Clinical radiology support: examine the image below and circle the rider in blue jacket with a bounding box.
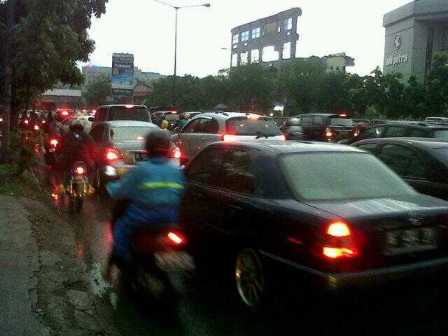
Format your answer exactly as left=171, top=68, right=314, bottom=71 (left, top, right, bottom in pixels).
left=104, top=130, right=185, bottom=277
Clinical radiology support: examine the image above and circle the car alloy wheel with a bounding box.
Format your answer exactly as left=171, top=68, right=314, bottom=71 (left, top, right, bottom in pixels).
left=235, top=248, right=265, bottom=309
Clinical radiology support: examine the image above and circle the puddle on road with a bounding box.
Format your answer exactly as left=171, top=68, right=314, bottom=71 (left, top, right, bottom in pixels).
left=89, top=262, right=119, bottom=310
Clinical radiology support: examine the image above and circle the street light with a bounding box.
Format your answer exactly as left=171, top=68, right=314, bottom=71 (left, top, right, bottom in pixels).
left=153, top=0, right=210, bottom=107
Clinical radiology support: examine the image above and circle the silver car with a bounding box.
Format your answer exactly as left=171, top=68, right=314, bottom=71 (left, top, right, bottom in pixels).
left=172, top=112, right=285, bottom=164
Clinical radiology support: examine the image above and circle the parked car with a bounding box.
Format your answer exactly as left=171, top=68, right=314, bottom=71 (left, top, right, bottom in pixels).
left=89, top=120, right=170, bottom=190
left=280, top=117, right=304, bottom=140
left=425, top=117, right=448, bottom=125
left=299, top=113, right=353, bottom=142
left=181, top=140, right=448, bottom=309
left=172, top=112, right=285, bottom=165
left=352, top=138, right=448, bottom=201
left=92, top=105, right=152, bottom=126
left=340, top=122, right=448, bottom=145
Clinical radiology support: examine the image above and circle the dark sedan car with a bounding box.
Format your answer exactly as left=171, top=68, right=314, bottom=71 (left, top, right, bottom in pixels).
left=280, top=117, right=304, bottom=140
left=341, top=122, right=448, bottom=145
left=353, top=138, right=448, bottom=201
left=181, top=140, right=448, bottom=309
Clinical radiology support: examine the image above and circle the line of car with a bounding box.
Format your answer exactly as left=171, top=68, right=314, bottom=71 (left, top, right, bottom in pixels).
left=83, top=105, right=448, bottom=311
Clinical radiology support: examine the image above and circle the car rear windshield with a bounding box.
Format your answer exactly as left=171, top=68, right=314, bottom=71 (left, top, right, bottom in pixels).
left=226, top=117, right=281, bottom=136
left=109, top=106, right=150, bottom=122
left=329, top=117, right=353, bottom=127
left=111, top=126, right=153, bottom=142
left=433, top=130, right=448, bottom=141
left=281, top=152, right=415, bottom=201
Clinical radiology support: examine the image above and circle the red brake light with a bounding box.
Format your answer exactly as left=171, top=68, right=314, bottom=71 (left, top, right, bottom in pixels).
left=34, top=125, right=40, bottom=131
left=125, top=105, right=134, bottom=109
left=322, top=221, right=358, bottom=260
left=279, top=134, right=286, bottom=141
left=50, top=139, right=59, bottom=147
left=173, top=147, right=181, bottom=159
left=223, top=134, right=237, bottom=142
left=167, top=231, right=185, bottom=245
left=327, top=222, right=351, bottom=237
left=106, top=149, right=121, bottom=162
left=75, top=166, right=85, bottom=175
left=24, top=119, right=29, bottom=125
left=61, top=111, right=69, bottom=116
left=339, top=113, right=348, bottom=117
left=325, top=127, right=333, bottom=138
left=323, top=247, right=356, bottom=259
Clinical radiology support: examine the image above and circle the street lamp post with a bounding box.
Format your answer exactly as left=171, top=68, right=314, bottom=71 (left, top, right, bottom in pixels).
left=153, top=0, right=210, bottom=107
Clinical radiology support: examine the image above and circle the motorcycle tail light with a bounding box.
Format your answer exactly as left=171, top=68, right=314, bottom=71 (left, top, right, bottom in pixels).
left=75, top=166, right=85, bottom=175
left=105, top=148, right=122, bottom=162
left=166, top=231, right=186, bottom=246
left=50, top=139, right=59, bottom=147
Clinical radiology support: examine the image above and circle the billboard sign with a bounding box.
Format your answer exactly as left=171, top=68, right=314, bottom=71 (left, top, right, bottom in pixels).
left=112, top=53, right=135, bottom=90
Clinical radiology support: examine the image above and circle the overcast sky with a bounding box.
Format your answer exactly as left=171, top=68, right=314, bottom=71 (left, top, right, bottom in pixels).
left=86, top=0, right=411, bottom=77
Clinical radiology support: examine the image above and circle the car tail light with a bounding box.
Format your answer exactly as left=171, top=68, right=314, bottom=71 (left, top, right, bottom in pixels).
left=223, top=134, right=237, bottom=142
left=325, top=127, right=333, bottom=138
left=75, top=166, right=85, bottom=175
left=327, top=222, right=351, bottom=237
left=34, top=124, right=40, bottom=131
left=24, top=119, right=29, bottom=125
left=61, top=111, right=69, bottom=116
left=173, top=147, right=181, bottom=159
left=322, top=221, right=358, bottom=260
left=105, top=148, right=122, bottom=162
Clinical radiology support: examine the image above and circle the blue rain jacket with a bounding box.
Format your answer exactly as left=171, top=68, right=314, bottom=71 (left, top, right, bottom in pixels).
left=107, top=157, right=185, bottom=262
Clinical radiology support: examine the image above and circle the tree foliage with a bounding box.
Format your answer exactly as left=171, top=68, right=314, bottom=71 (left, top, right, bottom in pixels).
left=0, top=0, right=108, bottom=111
left=82, top=75, right=111, bottom=107
left=147, top=57, right=448, bottom=119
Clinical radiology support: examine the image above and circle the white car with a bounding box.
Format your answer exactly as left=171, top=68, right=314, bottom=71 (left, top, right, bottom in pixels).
left=173, top=112, right=285, bottom=164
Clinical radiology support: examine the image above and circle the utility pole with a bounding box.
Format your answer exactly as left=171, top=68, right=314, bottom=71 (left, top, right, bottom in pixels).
left=173, top=6, right=179, bottom=107
left=1, top=0, right=15, bottom=162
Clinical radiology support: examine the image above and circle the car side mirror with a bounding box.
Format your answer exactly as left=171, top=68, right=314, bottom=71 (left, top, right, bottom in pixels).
left=88, top=117, right=94, bottom=122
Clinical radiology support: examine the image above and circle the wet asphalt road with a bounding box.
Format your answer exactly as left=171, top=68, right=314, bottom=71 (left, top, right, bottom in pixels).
left=46, top=192, right=448, bottom=336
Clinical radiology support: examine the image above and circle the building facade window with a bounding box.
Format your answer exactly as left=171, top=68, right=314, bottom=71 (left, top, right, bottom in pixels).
left=232, top=34, right=239, bottom=44
left=251, top=49, right=260, bottom=63
left=282, top=42, right=291, bottom=59
left=241, top=31, right=250, bottom=42
left=262, top=46, right=279, bottom=62
left=232, top=54, right=238, bottom=67
left=252, top=27, right=261, bottom=39
left=285, top=17, right=293, bottom=31
left=240, top=51, right=249, bottom=65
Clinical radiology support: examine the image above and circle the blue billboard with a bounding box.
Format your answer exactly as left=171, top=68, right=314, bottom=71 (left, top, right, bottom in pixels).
left=112, top=53, right=135, bottom=90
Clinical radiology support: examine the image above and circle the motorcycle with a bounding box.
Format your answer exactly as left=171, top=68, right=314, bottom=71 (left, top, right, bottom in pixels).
left=110, top=202, right=194, bottom=306
left=44, top=135, right=62, bottom=167
left=65, top=161, right=89, bottom=213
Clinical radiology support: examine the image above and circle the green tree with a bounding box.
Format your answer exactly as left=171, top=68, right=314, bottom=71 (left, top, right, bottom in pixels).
left=82, top=75, right=111, bottom=107
left=227, top=64, right=275, bottom=112
left=0, top=0, right=108, bottom=117
left=425, top=52, right=448, bottom=116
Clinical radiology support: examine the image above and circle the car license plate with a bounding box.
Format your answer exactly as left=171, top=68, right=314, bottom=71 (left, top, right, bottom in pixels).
left=384, top=227, right=437, bottom=255
left=134, top=152, right=146, bottom=162
left=155, top=251, right=195, bottom=271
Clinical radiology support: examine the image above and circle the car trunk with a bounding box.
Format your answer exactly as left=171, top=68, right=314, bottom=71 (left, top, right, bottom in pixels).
left=308, top=195, right=448, bottom=270
left=115, top=141, right=146, bottom=165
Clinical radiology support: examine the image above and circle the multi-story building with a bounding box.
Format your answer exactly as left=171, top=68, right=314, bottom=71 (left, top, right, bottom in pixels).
left=383, top=0, right=448, bottom=82
left=230, top=8, right=302, bottom=67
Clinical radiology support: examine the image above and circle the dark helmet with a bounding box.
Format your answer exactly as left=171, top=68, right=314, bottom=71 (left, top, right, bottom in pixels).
left=145, top=129, right=171, bottom=157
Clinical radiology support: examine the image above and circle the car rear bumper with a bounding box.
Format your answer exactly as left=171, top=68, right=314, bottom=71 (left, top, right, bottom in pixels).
left=261, top=251, right=448, bottom=290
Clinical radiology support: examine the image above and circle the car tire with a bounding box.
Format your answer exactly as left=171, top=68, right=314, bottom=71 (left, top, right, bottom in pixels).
left=235, top=248, right=268, bottom=311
